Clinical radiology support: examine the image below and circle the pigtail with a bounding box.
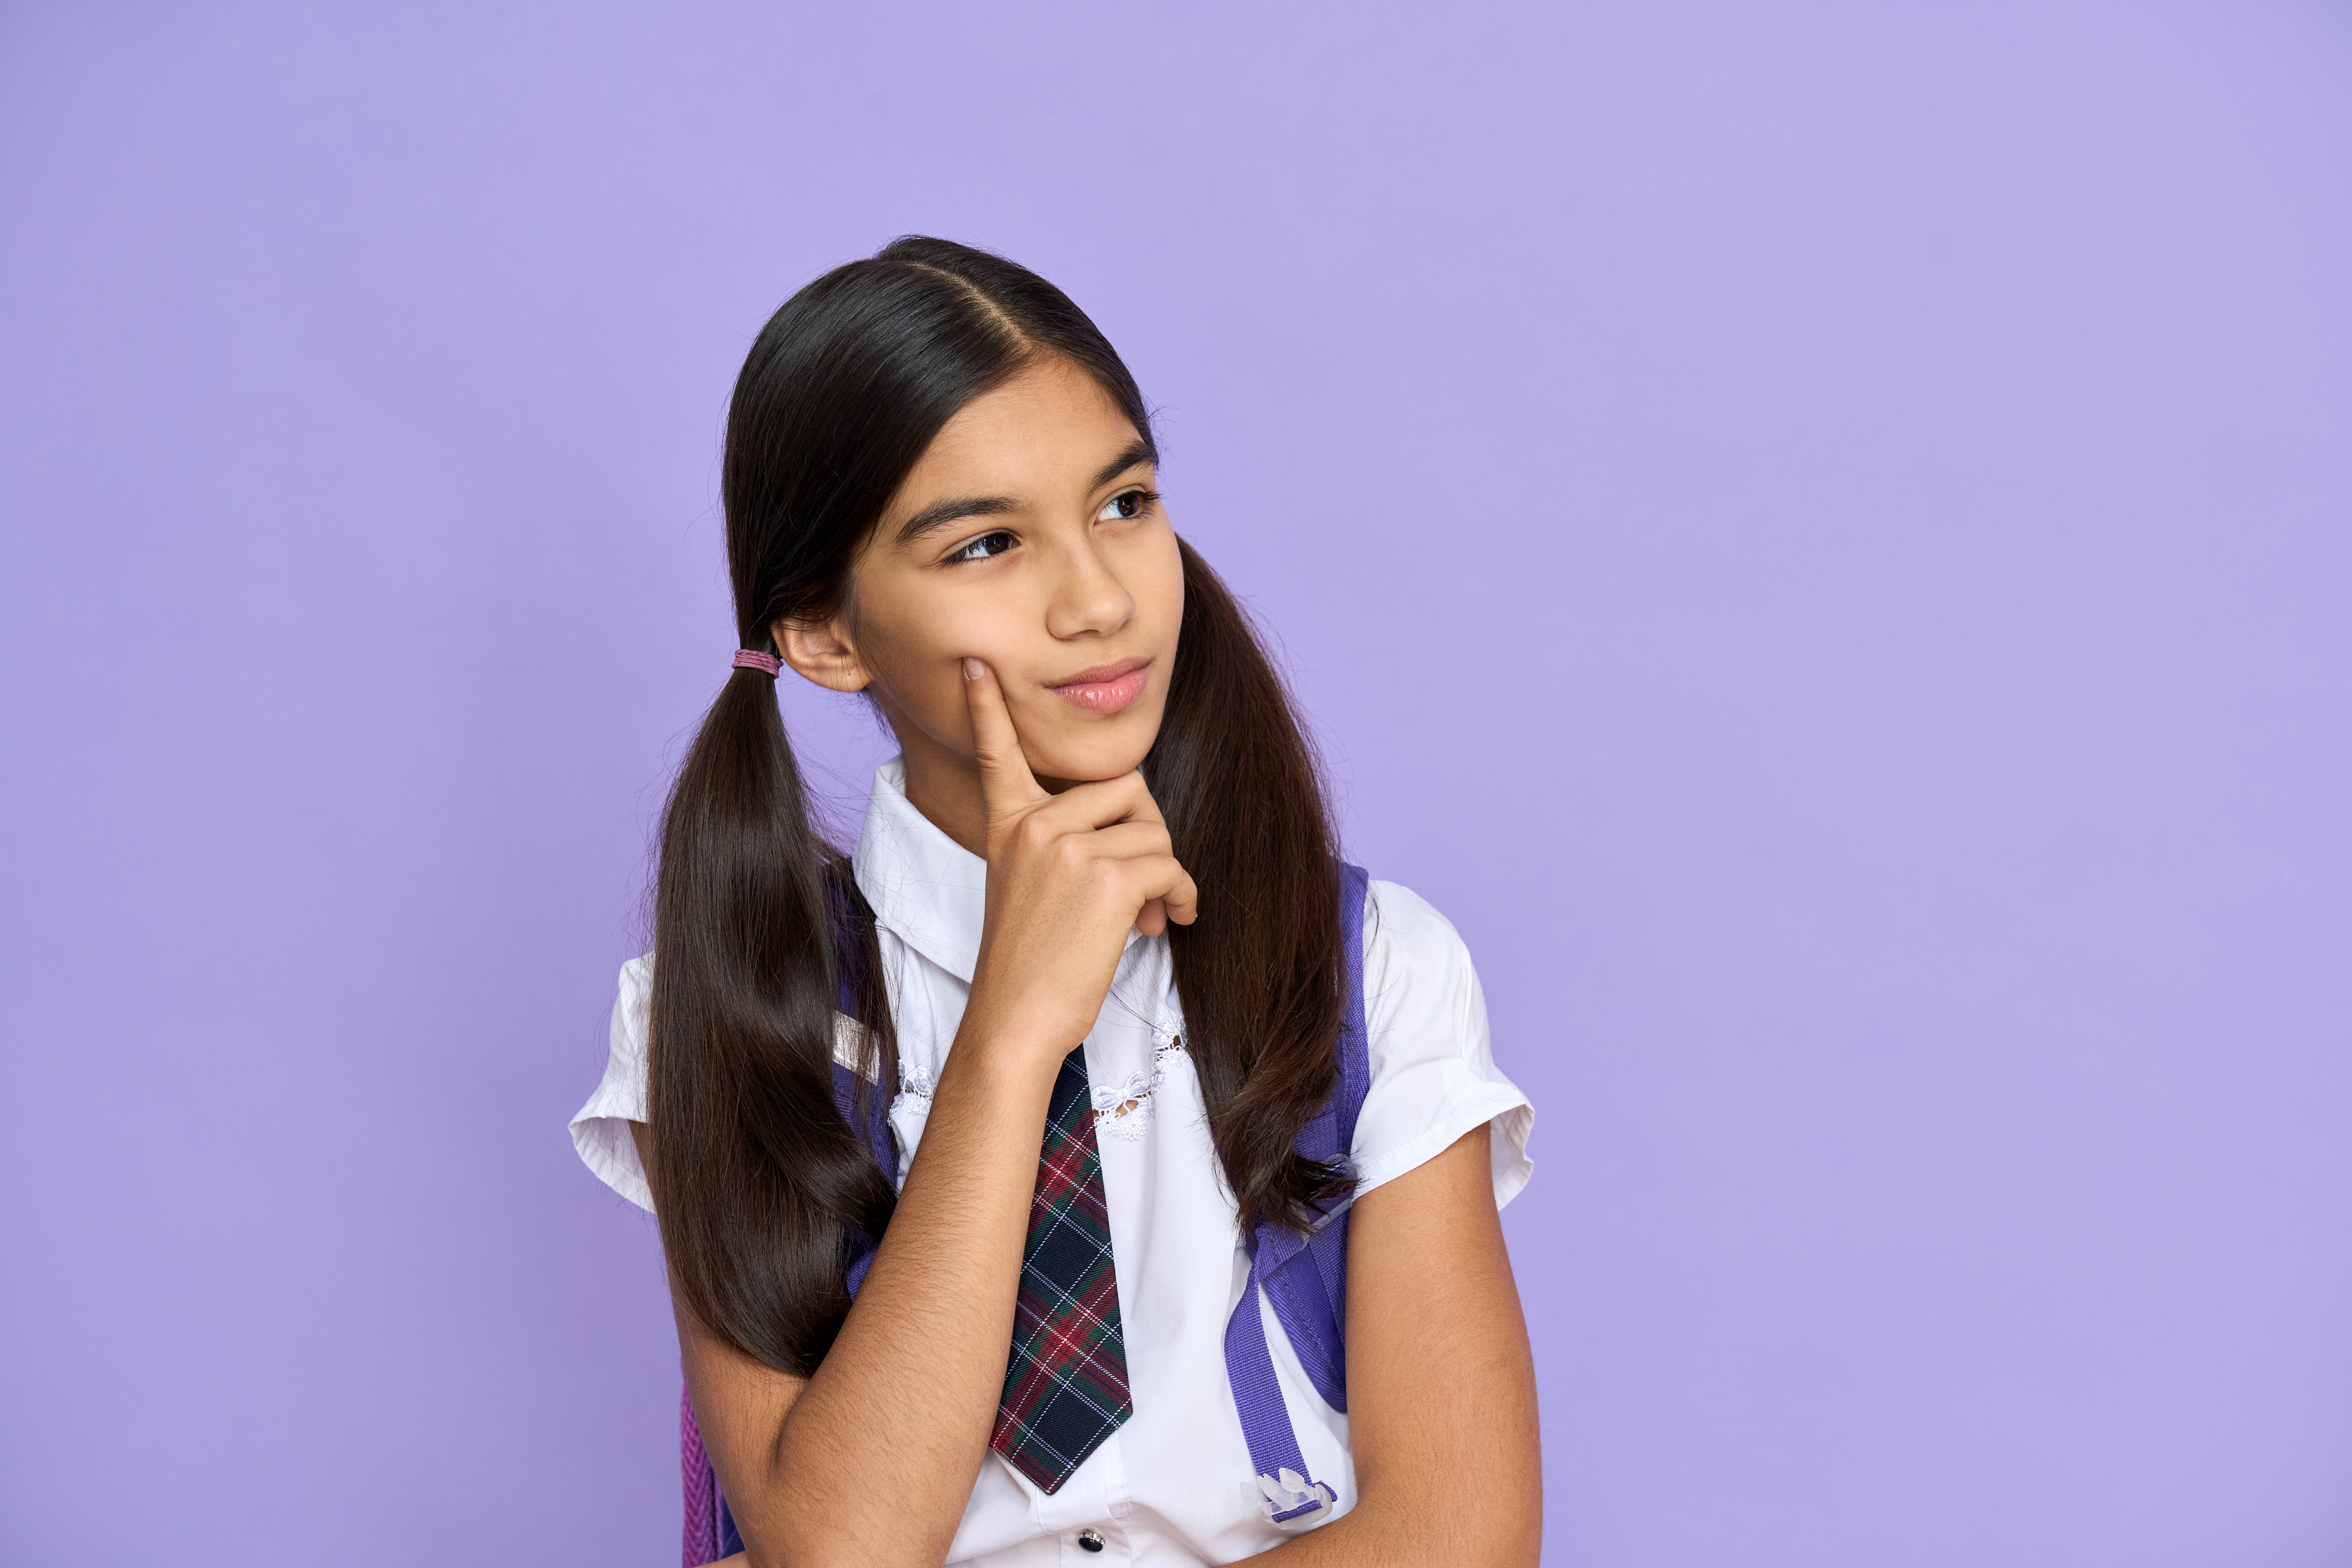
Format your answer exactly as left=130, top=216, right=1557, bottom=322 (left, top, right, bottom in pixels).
left=647, top=661, right=897, bottom=1376
left=1149, top=541, right=1353, bottom=1234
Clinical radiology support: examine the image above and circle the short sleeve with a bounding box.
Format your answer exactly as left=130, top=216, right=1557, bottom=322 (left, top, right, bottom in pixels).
left=1348, top=881, right=1534, bottom=1209
left=565, top=956, right=880, bottom=1215
left=569, top=955, right=655, bottom=1213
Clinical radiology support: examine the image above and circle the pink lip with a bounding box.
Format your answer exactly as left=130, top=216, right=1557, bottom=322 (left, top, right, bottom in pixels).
left=1047, top=658, right=1151, bottom=714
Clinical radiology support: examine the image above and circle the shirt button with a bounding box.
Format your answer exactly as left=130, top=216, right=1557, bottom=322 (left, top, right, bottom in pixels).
left=1078, top=1528, right=1106, bottom=1552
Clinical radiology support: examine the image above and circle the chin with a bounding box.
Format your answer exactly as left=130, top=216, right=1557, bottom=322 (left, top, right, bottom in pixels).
left=1031, top=726, right=1160, bottom=786
left=1037, top=752, right=1155, bottom=786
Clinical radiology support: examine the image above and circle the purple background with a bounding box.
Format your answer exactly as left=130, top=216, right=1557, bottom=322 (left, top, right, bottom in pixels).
left=3, top=3, right=2347, bottom=1563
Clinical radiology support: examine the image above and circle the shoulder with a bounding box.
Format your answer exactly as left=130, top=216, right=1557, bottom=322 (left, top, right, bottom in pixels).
left=1359, top=877, right=1481, bottom=1031
left=1362, top=877, right=1471, bottom=968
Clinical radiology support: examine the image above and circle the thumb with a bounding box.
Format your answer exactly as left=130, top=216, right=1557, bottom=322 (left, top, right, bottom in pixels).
left=963, top=658, right=1047, bottom=830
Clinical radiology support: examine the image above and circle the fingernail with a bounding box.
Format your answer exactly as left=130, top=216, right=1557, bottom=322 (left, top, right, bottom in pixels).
left=963, top=658, right=984, bottom=680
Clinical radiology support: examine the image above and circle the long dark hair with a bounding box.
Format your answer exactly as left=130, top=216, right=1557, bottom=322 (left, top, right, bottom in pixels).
left=650, top=236, right=1347, bottom=1376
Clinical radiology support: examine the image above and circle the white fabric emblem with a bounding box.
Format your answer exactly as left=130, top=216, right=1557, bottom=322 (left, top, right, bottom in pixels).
left=1245, top=1469, right=1337, bottom=1526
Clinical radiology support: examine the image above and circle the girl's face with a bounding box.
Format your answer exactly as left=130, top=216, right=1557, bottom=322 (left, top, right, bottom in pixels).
left=778, top=355, right=1183, bottom=845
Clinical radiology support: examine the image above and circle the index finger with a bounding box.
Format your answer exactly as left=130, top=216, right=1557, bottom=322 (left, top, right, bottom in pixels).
left=1039, top=769, right=1167, bottom=833
left=962, top=658, right=1047, bottom=825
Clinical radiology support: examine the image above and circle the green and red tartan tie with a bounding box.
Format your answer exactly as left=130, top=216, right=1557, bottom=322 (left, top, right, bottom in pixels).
left=989, top=1046, right=1132, bottom=1493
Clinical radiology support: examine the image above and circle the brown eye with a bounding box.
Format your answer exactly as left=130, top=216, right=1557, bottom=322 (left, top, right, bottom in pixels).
left=1096, top=489, right=1156, bottom=523
left=946, top=529, right=1016, bottom=564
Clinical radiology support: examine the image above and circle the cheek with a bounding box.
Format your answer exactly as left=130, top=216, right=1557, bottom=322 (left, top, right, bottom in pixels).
left=854, top=586, right=1030, bottom=739
left=860, top=610, right=969, bottom=718
left=1127, top=527, right=1187, bottom=646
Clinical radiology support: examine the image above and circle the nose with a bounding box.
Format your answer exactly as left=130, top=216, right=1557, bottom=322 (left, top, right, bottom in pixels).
left=1042, top=533, right=1136, bottom=643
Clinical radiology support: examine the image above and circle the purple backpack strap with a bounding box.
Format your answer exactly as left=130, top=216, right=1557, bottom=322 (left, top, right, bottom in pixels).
left=1222, top=863, right=1373, bottom=1526
left=835, top=1055, right=890, bottom=1299
left=682, top=1388, right=720, bottom=1565
left=832, top=874, right=897, bottom=1293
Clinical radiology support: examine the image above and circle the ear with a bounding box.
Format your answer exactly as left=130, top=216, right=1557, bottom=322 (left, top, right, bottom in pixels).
left=774, top=613, right=872, bottom=694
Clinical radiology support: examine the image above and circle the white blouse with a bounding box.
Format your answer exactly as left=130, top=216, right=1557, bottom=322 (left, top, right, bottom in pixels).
left=571, top=758, right=1534, bottom=1566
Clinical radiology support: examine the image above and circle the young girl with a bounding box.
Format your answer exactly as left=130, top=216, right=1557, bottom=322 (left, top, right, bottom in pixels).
left=571, top=237, right=1541, bottom=1566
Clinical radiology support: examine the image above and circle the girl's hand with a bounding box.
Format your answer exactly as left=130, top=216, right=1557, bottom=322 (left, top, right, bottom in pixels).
left=959, top=657, right=1198, bottom=1059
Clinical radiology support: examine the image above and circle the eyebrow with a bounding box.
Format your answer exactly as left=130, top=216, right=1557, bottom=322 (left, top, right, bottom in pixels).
left=892, top=440, right=1159, bottom=548
left=1091, top=440, right=1157, bottom=490
left=894, top=493, right=1017, bottom=547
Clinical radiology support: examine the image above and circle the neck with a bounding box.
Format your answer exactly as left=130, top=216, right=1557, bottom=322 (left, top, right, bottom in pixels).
left=880, top=697, right=1080, bottom=861
left=897, top=738, right=989, bottom=860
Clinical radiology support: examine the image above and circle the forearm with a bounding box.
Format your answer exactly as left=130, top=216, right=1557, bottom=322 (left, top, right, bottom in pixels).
left=717, top=1033, right=1059, bottom=1567
left=1237, top=1507, right=1382, bottom=1565
left=1241, top=1488, right=1538, bottom=1567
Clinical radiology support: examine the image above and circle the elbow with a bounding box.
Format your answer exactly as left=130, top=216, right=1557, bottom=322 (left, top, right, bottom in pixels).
left=1492, top=1498, right=1544, bottom=1568
left=733, top=1519, right=955, bottom=1568
left=1349, top=1476, right=1541, bottom=1568
left=1447, top=1498, right=1542, bottom=1568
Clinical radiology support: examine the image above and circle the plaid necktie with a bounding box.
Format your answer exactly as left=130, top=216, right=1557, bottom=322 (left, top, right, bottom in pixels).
left=989, top=1046, right=1132, bottom=1493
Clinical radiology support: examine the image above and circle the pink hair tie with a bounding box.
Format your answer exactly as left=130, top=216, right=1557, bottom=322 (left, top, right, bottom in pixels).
left=732, top=649, right=783, bottom=677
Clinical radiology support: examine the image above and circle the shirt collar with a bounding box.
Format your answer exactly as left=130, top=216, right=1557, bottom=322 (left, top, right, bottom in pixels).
left=852, top=755, right=986, bottom=985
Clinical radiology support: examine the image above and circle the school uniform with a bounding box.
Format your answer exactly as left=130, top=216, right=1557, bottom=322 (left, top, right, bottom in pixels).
left=572, top=756, right=1534, bottom=1565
